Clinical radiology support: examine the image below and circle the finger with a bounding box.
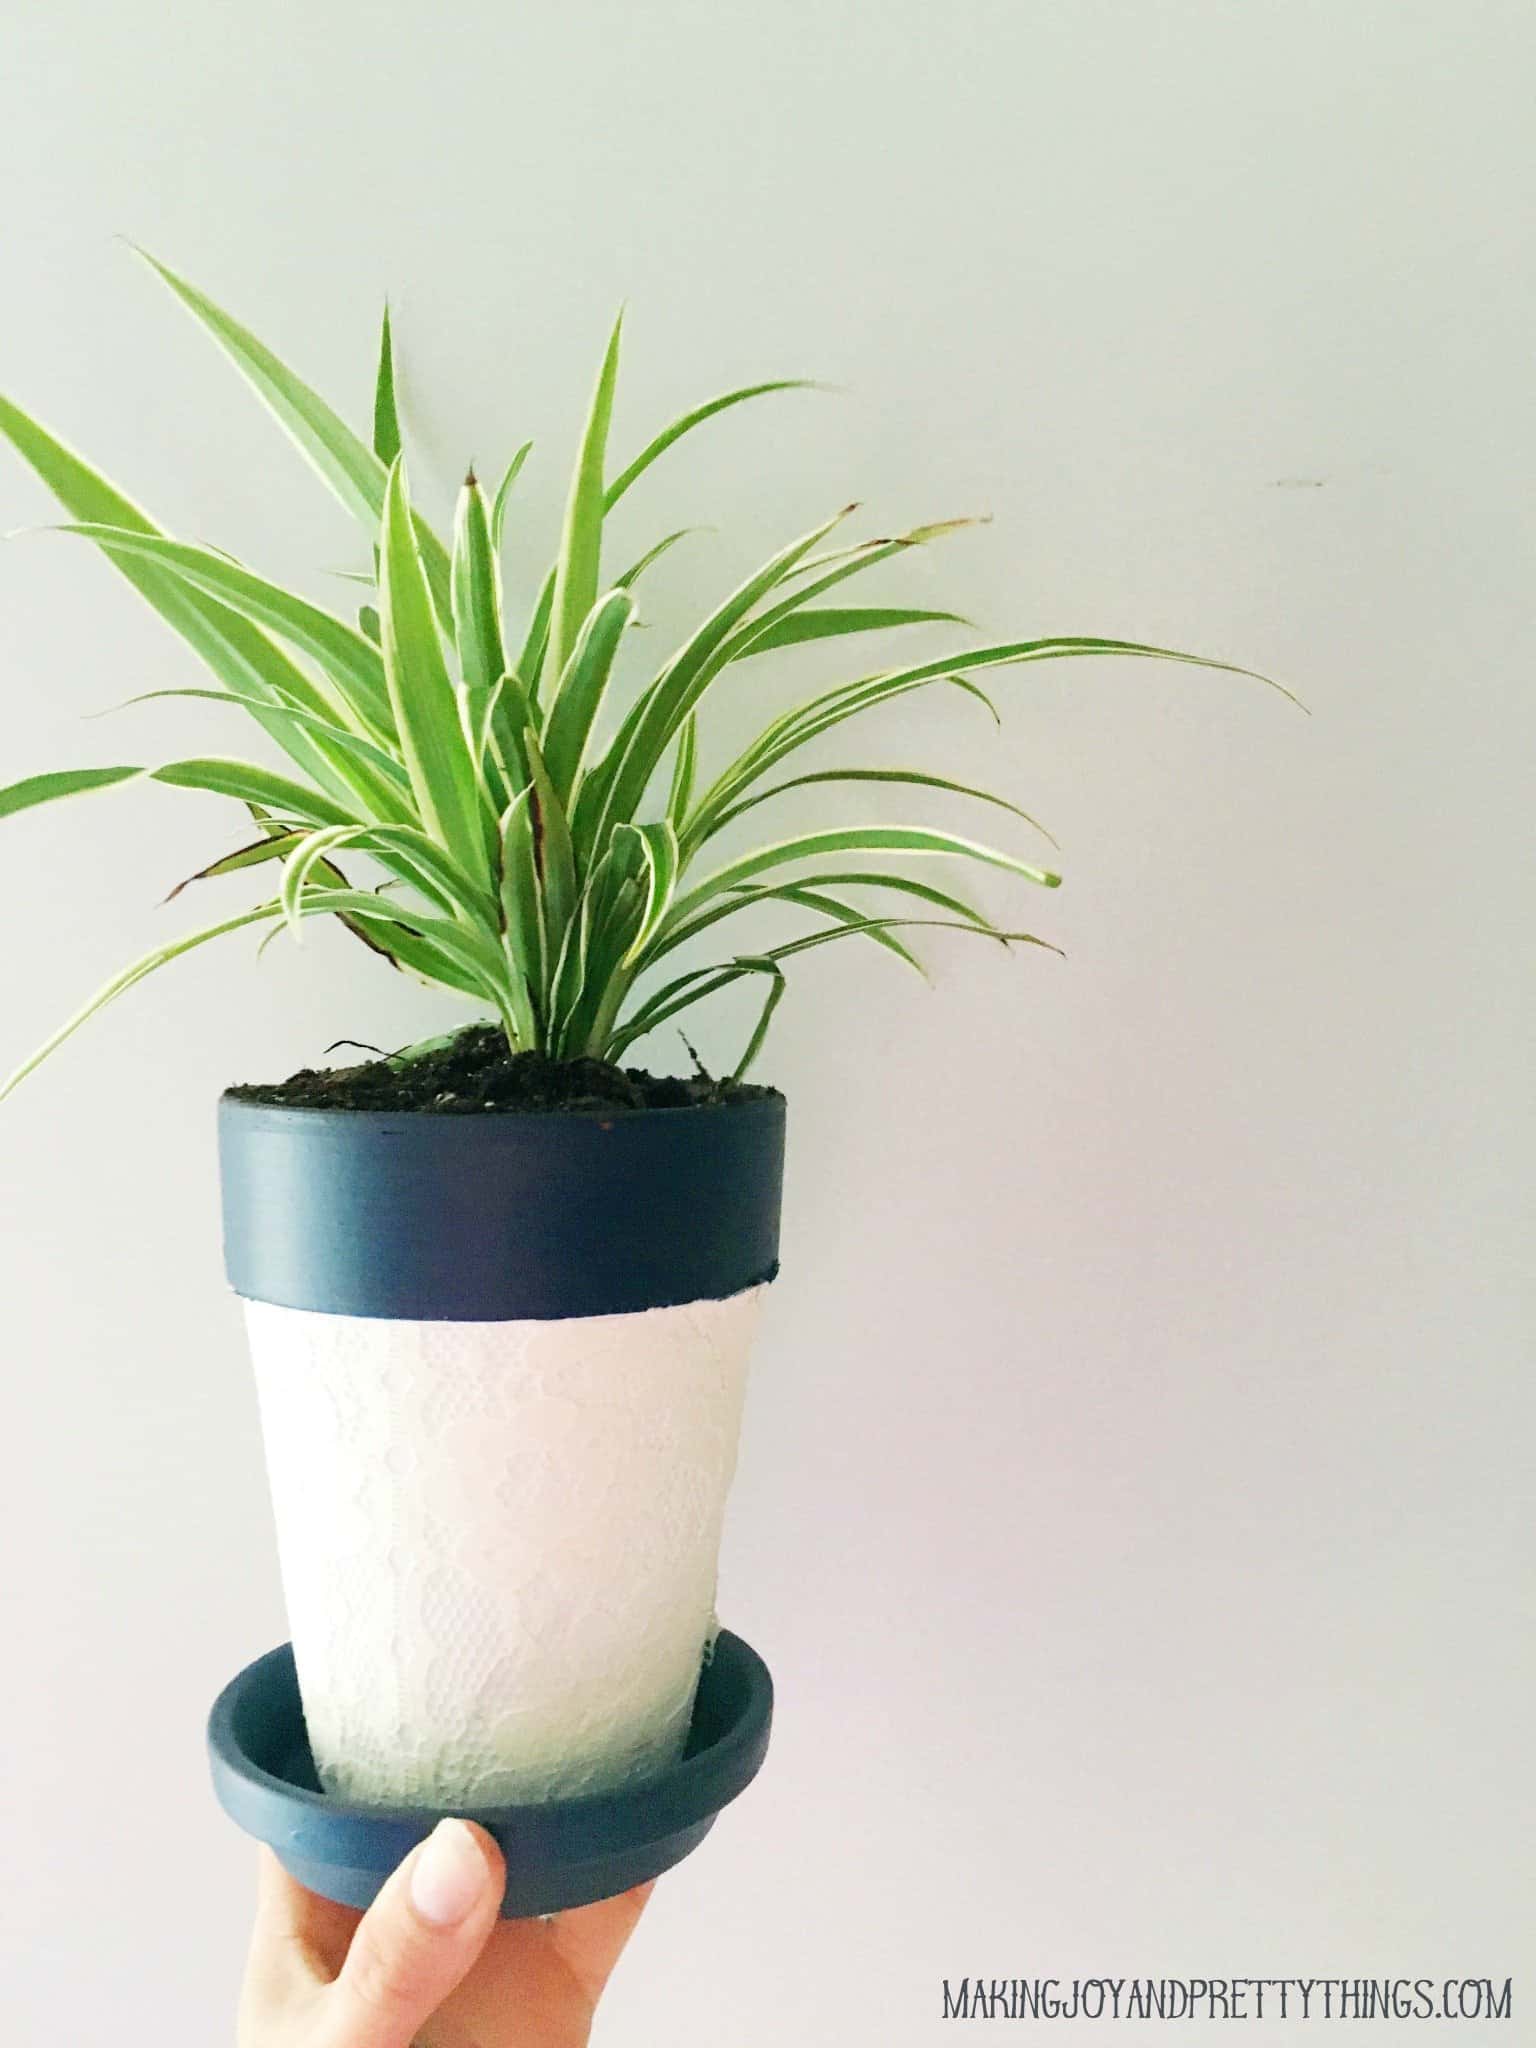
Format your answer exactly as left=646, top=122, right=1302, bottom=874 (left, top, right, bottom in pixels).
left=547, top=1879, right=657, bottom=2003
left=252, top=1844, right=309, bottom=1954
left=239, top=1851, right=347, bottom=2041
left=319, top=1819, right=505, bottom=2048
left=241, top=1849, right=346, bottom=2021
left=250, top=1847, right=366, bottom=1985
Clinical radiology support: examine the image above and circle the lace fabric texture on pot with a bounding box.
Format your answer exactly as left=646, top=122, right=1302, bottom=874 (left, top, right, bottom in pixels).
left=246, top=1285, right=764, bottom=1806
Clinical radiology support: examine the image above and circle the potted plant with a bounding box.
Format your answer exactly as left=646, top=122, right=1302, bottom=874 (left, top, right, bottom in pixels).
left=0, top=254, right=1286, bottom=1904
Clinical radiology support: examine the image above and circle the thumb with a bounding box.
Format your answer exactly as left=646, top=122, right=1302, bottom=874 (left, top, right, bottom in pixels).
left=319, top=1818, right=504, bottom=2048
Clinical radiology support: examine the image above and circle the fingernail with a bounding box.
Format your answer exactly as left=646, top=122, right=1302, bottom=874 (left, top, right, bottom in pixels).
left=410, top=1819, right=490, bottom=1928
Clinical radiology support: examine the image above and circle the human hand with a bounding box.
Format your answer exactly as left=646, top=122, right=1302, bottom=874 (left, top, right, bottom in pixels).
left=238, top=1819, right=653, bottom=2047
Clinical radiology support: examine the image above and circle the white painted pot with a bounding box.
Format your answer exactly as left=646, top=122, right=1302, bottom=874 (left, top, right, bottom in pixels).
left=245, top=1288, right=764, bottom=1805
left=219, top=1094, right=785, bottom=1809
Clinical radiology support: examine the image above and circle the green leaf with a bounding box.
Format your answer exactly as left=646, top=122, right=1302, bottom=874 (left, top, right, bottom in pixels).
left=172, top=815, right=390, bottom=971
left=162, top=830, right=303, bottom=902
left=615, top=912, right=1056, bottom=1065
left=575, top=504, right=856, bottom=858
left=490, top=441, right=533, bottom=551
left=468, top=673, right=509, bottom=775
left=615, top=527, right=700, bottom=590
left=321, top=817, right=492, bottom=914
left=0, top=764, right=141, bottom=822
left=736, top=605, right=967, bottom=657
left=101, top=688, right=413, bottom=822
left=280, top=822, right=496, bottom=939
left=548, top=832, right=644, bottom=1051
left=700, top=765, right=1056, bottom=847
left=665, top=824, right=1061, bottom=935
left=486, top=669, right=534, bottom=795
left=608, top=961, right=738, bottom=1048
left=499, top=787, right=548, bottom=1014
left=609, top=952, right=785, bottom=1068
left=547, top=312, right=623, bottom=688
left=540, top=587, right=635, bottom=803
left=711, top=522, right=978, bottom=670
left=3, top=756, right=361, bottom=831
left=379, top=457, right=488, bottom=877
left=137, top=246, right=377, bottom=519
left=451, top=469, right=507, bottom=705
left=373, top=303, right=401, bottom=464
left=667, top=714, right=698, bottom=826
left=684, top=671, right=1006, bottom=843
left=344, top=912, right=489, bottom=998
left=637, top=878, right=929, bottom=978
left=782, top=516, right=981, bottom=578
left=605, top=380, right=816, bottom=510
left=281, top=825, right=357, bottom=939
left=751, top=631, right=1290, bottom=782
left=135, top=248, right=454, bottom=626
left=502, top=510, right=679, bottom=701
left=150, top=756, right=362, bottom=826
left=54, top=523, right=395, bottom=740
left=644, top=867, right=1007, bottom=965
left=0, top=392, right=366, bottom=808
left=522, top=724, right=577, bottom=959
left=731, top=960, right=786, bottom=1078
left=796, top=868, right=1006, bottom=930
left=791, top=632, right=1292, bottom=709
left=765, top=912, right=1058, bottom=966
left=616, top=820, right=679, bottom=967
left=752, top=883, right=928, bottom=977
left=576, top=820, right=678, bottom=1053
left=281, top=884, right=509, bottom=1002
left=511, top=566, right=556, bottom=703
left=0, top=902, right=282, bottom=1100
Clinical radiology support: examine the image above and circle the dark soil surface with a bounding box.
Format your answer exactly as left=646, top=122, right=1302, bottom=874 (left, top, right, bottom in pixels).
left=225, top=1023, right=779, bottom=1115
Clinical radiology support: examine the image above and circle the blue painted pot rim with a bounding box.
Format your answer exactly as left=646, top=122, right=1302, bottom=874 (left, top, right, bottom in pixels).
left=218, top=1091, right=786, bottom=1321
left=208, top=1632, right=774, bottom=1918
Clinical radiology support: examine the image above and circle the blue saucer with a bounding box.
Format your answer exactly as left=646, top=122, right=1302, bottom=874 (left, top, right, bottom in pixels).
left=208, top=1632, right=773, bottom=1917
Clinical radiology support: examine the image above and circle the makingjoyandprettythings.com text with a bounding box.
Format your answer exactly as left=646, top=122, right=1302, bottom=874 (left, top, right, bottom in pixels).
left=940, top=1974, right=1514, bottom=2024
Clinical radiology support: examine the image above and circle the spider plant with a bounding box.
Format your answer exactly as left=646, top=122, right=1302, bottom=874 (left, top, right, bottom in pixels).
left=0, top=253, right=1281, bottom=1096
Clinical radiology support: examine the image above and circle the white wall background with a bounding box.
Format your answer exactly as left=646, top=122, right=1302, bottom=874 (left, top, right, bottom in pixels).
left=1, top=2, right=1531, bottom=2040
